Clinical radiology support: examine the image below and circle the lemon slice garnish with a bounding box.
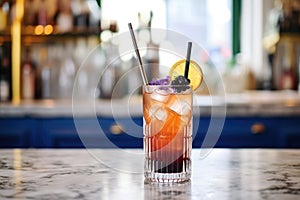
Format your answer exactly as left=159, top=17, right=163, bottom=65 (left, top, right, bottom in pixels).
left=169, top=59, right=203, bottom=91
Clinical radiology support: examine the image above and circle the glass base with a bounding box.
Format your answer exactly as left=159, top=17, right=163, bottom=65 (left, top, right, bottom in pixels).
left=144, top=172, right=191, bottom=183
left=144, top=158, right=191, bottom=183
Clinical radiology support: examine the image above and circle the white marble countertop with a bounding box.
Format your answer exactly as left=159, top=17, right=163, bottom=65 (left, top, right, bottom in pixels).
left=0, top=148, right=299, bottom=199
left=1, top=91, right=300, bottom=117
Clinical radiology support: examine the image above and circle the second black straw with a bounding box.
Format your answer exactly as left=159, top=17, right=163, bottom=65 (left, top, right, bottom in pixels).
left=184, top=42, right=192, bottom=82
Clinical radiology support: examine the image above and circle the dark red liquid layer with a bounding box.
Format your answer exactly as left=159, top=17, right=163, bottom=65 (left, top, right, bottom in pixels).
left=154, top=156, right=189, bottom=173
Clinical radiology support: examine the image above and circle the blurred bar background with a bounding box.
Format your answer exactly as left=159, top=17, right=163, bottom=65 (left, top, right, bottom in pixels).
left=0, top=0, right=300, bottom=149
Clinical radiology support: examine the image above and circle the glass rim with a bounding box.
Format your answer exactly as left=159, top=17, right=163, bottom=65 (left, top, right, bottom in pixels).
left=143, top=84, right=192, bottom=88
left=142, top=84, right=193, bottom=94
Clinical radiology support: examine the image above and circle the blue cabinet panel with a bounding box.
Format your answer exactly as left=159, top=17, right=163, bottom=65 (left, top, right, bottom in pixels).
left=280, top=117, right=300, bottom=148
left=217, top=117, right=280, bottom=148
left=192, top=117, right=210, bottom=148
left=192, top=117, right=281, bottom=148
left=0, top=116, right=299, bottom=148
left=98, top=117, right=143, bottom=148
left=0, top=118, right=35, bottom=148
left=36, top=118, right=79, bottom=148
left=35, top=117, right=143, bottom=148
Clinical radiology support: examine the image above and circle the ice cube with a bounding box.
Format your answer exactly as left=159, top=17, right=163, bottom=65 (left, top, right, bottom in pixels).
left=150, top=88, right=171, bottom=102
left=146, top=105, right=167, bottom=136
left=149, top=105, right=167, bottom=121
left=167, top=99, right=191, bottom=116
left=181, top=110, right=192, bottom=125
left=148, top=118, right=165, bottom=136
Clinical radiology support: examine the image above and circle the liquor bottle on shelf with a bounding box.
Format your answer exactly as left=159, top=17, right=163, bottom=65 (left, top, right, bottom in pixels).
left=298, top=56, right=300, bottom=92
left=58, top=42, right=76, bottom=99
left=261, top=53, right=273, bottom=90
left=99, top=43, right=120, bottom=99
left=72, top=0, right=90, bottom=32
left=0, top=1, right=9, bottom=31
left=37, top=47, right=54, bottom=99
left=23, top=0, right=36, bottom=26
left=87, top=0, right=101, bottom=30
left=55, top=0, right=73, bottom=33
left=37, top=0, right=47, bottom=26
left=279, top=56, right=296, bottom=90
left=42, top=45, right=64, bottom=99
left=48, top=44, right=62, bottom=99
left=0, top=44, right=10, bottom=101
left=21, top=48, right=36, bottom=100
left=139, top=11, right=160, bottom=81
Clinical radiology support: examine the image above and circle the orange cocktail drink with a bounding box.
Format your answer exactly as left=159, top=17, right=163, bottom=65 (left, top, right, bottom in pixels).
left=143, top=85, right=193, bottom=183
left=128, top=24, right=202, bottom=183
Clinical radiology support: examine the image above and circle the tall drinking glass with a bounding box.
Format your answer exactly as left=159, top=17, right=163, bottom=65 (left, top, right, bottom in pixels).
left=143, top=85, right=193, bottom=183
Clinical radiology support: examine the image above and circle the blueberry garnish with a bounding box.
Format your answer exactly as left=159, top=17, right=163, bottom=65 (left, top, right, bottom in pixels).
left=171, top=75, right=190, bottom=92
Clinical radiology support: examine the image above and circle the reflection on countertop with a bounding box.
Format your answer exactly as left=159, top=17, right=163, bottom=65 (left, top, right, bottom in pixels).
left=0, top=90, right=300, bottom=117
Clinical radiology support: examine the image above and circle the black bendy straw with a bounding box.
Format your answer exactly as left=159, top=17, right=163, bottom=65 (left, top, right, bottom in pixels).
left=128, top=23, right=149, bottom=85
left=184, top=42, right=192, bottom=82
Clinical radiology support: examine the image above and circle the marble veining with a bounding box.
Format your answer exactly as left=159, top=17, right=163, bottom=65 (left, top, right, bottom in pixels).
left=0, top=149, right=299, bottom=200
